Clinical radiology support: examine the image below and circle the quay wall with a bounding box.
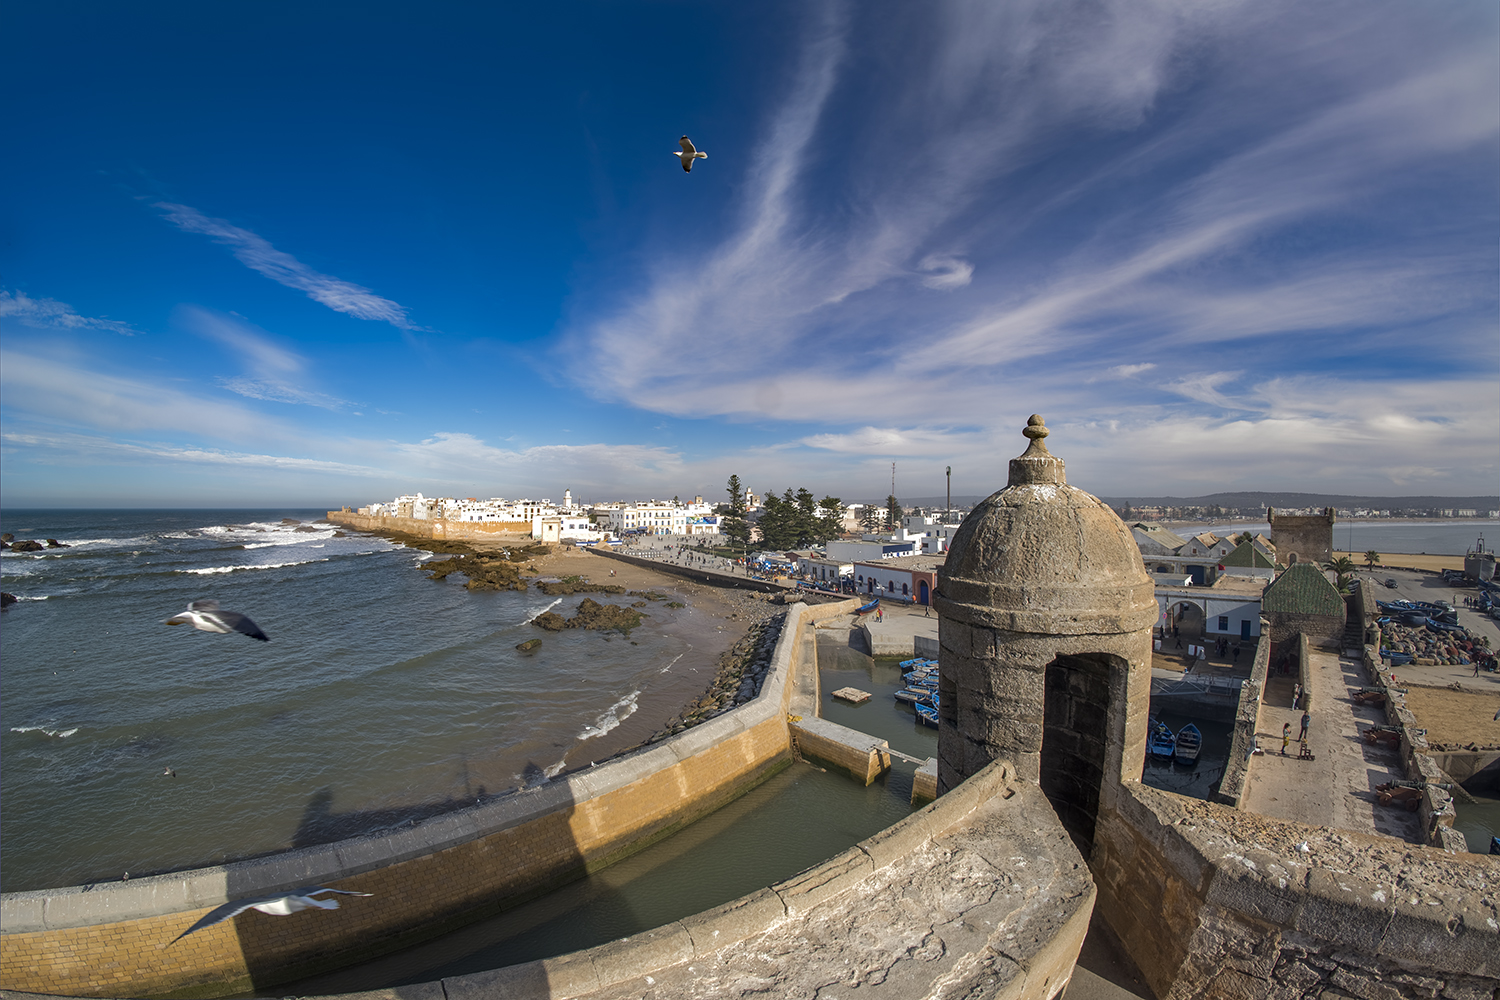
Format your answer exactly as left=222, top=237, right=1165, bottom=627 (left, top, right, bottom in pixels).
left=584, top=547, right=785, bottom=594
left=325, top=511, right=533, bottom=540
left=0, top=601, right=856, bottom=998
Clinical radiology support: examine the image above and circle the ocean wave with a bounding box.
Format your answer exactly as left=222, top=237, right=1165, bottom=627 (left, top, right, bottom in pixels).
left=524, top=598, right=563, bottom=624
left=659, top=653, right=684, bottom=674
left=10, top=725, right=79, bottom=738
left=576, top=690, right=640, bottom=742
left=177, top=558, right=330, bottom=575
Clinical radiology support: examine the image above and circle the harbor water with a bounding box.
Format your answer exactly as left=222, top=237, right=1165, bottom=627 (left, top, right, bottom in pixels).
left=0, top=509, right=734, bottom=892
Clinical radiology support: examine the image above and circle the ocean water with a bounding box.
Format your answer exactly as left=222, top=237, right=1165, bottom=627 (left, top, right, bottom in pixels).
left=0, top=510, right=720, bottom=893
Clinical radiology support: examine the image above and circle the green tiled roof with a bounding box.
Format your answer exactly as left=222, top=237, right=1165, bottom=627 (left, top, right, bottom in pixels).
left=1262, top=562, right=1344, bottom=617
left=1221, top=540, right=1274, bottom=569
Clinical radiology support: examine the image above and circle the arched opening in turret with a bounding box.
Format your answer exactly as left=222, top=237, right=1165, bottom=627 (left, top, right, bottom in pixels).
left=1041, top=651, right=1128, bottom=858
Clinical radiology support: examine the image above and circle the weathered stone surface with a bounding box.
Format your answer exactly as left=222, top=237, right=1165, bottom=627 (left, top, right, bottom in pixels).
left=9, top=540, right=43, bottom=552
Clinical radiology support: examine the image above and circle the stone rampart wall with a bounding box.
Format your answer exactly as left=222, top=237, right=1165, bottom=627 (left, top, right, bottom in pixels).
left=326, top=511, right=533, bottom=540
left=1092, top=782, right=1498, bottom=1000
left=0, top=601, right=856, bottom=997
left=1215, top=631, right=1270, bottom=807
left=1298, top=633, right=1313, bottom=711
left=585, top=548, right=785, bottom=594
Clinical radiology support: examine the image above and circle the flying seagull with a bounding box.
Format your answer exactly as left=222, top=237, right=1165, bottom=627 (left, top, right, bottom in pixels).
left=166, top=599, right=269, bottom=641
left=675, top=135, right=707, bottom=172
left=170, top=886, right=373, bottom=944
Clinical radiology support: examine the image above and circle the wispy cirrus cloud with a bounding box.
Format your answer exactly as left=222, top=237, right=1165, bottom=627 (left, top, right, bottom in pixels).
left=0, top=290, right=136, bottom=335
left=562, top=0, right=1497, bottom=495
left=154, top=202, right=418, bottom=330
left=177, top=306, right=350, bottom=410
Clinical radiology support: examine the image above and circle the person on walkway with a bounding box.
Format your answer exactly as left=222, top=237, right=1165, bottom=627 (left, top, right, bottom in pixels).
left=1298, top=712, right=1310, bottom=741
left=1282, top=723, right=1291, bottom=755
left=1293, top=683, right=1302, bottom=708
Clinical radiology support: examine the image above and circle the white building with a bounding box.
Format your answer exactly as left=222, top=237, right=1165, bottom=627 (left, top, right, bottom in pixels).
left=606, top=502, right=689, bottom=536
left=825, top=538, right=920, bottom=563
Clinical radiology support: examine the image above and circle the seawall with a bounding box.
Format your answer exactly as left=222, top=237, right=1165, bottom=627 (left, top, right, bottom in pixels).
left=0, top=601, right=855, bottom=997
left=325, top=511, right=533, bottom=541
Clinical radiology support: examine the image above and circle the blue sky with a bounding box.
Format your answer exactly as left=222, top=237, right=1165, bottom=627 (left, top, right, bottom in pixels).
left=3, top=1, right=1496, bottom=508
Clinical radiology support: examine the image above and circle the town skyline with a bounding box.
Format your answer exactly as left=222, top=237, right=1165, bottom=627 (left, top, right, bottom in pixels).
left=3, top=2, right=1496, bottom=508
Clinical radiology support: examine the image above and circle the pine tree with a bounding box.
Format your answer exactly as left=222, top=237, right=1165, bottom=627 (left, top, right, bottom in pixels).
left=885, top=495, right=902, bottom=532
left=816, top=495, right=844, bottom=543
left=722, top=475, right=751, bottom=553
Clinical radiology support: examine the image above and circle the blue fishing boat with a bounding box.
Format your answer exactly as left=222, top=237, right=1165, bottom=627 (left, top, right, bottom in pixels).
left=855, top=598, right=881, bottom=616
left=1174, top=723, right=1202, bottom=765
left=914, top=702, right=939, bottom=728
left=899, top=657, right=937, bottom=670
left=1147, top=722, right=1176, bottom=759
left=894, top=686, right=935, bottom=706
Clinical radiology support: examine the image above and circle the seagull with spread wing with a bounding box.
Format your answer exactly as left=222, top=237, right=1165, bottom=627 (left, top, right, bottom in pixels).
left=170, top=886, right=372, bottom=944
left=166, top=599, right=269, bottom=641
left=675, top=135, right=707, bottom=172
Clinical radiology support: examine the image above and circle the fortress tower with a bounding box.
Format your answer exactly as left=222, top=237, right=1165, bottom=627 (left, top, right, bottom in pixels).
left=934, top=415, right=1157, bottom=852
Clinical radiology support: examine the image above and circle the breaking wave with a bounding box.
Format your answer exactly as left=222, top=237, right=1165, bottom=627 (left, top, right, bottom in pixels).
left=577, top=690, right=640, bottom=741
left=177, top=558, right=330, bottom=575
left=10, top=725, right=79, bottom=738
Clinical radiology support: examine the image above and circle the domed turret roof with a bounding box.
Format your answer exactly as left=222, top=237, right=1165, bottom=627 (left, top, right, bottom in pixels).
left=937, top=416, right=1157, bottom=636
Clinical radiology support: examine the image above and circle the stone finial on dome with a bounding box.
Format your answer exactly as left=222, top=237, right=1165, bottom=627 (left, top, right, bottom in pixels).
left=1008, top=414, right=1066, bottom=486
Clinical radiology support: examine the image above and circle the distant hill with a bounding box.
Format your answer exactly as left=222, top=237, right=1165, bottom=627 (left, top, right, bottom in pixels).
left=877, top=492, right=1497, bottom=512
left=1094, top=492, right=1498, bottom=511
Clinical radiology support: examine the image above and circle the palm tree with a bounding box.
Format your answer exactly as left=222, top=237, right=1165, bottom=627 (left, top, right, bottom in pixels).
left=1327, top=555, right=1357, bottom=592
left=1364, top=550, right=1381, bottom=572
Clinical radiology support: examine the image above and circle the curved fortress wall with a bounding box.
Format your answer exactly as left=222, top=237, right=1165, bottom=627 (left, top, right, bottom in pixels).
left=0, top=601, right=850, bottom=997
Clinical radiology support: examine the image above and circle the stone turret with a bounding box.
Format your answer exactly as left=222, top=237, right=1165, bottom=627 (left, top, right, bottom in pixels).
left=934, top=415, right=1157, bottom=851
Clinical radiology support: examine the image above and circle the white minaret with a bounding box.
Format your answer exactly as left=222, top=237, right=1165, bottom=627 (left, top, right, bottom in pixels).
left=564, top=489, right=573, bottom=509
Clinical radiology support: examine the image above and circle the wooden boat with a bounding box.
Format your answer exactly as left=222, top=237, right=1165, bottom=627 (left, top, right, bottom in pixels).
left=914, top=702, right=939, bottom=728
left=1174, top=723, right=1202, bottom=764
left=1147, top=722, right=1176, bottom=759
left=899, top=657, right=937, bottom=670
left=854, top=598, right=881, bottom=616
left=894, top=686, right=935, bottom=706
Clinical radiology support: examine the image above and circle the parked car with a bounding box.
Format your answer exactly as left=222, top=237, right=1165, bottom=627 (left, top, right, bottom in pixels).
left=1384, top=578, right=1398, bottom=588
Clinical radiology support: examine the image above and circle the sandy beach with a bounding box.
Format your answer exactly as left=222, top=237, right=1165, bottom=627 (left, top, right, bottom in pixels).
left=399, top=535, right=789, bottom=775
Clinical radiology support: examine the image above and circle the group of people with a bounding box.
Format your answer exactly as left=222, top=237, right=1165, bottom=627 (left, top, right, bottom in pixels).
left=1281, top=712, right=1311, bottom=755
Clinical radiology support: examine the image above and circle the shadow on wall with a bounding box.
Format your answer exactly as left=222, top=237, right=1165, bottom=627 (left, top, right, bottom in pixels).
left=1041, top=652, right=1126, bottom=860
left=221, top=777, right=589, bottom=994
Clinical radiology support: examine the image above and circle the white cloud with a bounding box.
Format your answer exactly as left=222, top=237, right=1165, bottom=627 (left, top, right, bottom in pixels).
left=154, top=203, right=417, bottom=330
left=1108, top=363, right=1156, bottom=378
left=0, top=290, right=135, bottom=335
left=917, top=255, right=974, bottom=290
left=175, top=306, right=350, bottom=410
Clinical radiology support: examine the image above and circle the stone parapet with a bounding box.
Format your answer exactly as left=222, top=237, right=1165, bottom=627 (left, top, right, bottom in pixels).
left=1215, top=631, right=1271, bottom=807
left=1092, top=782, right=1499, bottom=1000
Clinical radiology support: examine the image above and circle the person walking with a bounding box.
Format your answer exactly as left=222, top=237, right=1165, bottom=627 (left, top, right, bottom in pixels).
left=1281, top=722, right=1291, bottom=755
left=1298, top=712, right=1310, bottom=741
left=1293, top=683, right=1302, bottom=709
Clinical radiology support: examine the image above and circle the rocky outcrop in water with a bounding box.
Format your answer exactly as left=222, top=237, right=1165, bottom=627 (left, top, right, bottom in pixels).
left=423, top=552, right=529, bottom=591
left=45, top=539, right=68, bottom=548
left=1, top=593, right=17, bottom=607
left=10, top=540, right=43, bottom=552
left=515, top=638, right=542, bottom=652
left=531, top=598, right=644, bottom=635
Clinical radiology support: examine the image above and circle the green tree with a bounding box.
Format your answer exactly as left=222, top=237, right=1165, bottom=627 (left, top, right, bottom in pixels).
left=757, top=491, right=794, bottom=551
left=885, top=495, right=902, bottom=532
left=1235, top=531, right=1253, bottom=546
left=859, top=503, right=881, bottom=533
left=722, top=475, right=751, bottom=554
left=1364, top=550, right=1381, bottom=572
left=1327, top=555, right=1357, bottom=592
left=816, top=495, right=845, bottom=542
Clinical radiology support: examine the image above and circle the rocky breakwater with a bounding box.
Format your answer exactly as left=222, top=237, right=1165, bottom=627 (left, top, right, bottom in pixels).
left=0, top=534, right=69, bottom=552
left=649, top=602, right=788, bottom=741
left=418, top=542, right=551, bottom=591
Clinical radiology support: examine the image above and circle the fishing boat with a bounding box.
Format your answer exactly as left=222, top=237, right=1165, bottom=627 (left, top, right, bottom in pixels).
left=1147, top=722, right=1176, bottom=759
left=1174, top=723, right=1202, bottom=765
left=854, top=598, right=881, bottom=616
left=894, top=686, right=935, bottom=706
left=914, top=701, right=939, bottom=728
left=899, top=657, right=937, bottom=670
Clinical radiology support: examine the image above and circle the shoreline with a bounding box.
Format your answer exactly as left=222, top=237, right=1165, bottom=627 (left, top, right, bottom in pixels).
left=351, top=529, right=788, bottom=778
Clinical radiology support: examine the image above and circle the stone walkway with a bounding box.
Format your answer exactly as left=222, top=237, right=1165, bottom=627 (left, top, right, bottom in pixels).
left=1241, top=648, right=1420, bottom=842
